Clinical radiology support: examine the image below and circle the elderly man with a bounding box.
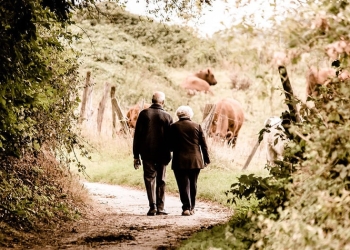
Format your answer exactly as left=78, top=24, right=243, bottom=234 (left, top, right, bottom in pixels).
left=133, top=91, right=173, bottom=216
left=169, top=105, right=210, bottom=216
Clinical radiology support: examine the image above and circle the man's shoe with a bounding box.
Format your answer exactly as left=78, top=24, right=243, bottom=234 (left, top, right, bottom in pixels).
left=190, top=209, right=195, bottom=215
left=182, top=210, right=191, bottom=216
left=147, top=208, right=157, bottom=216
left=156, top=210, right=168, bottom=215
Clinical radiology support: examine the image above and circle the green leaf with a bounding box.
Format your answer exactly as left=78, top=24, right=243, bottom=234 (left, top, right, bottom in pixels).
left=328, top=112, right=340, bottom=122
left=33, top=140, right=40, bottom=151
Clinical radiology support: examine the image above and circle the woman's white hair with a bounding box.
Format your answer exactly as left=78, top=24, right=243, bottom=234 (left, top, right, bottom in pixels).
left=176, top=105, right=194, bottom=119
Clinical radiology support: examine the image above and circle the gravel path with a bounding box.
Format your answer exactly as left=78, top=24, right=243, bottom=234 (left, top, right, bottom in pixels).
left=51, top=182, right=233, bottom=249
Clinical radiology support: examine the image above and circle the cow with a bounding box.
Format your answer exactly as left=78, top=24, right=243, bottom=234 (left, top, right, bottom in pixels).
left=263, top=116, right=288, bottom=165
left=306, top=66, right=350, bottom=97
left=181, top=68, right=218, bottom=96
left=209, top=98, right=244, bottom=147
left=125, top=102, right=151, bottom=130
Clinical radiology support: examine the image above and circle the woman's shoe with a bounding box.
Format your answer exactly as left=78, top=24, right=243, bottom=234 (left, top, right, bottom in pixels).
left=147, top=208, right=157, bottom=216
left=182, top=210, right=191, bottom=216
left=156, top=210, right=168, bottom=215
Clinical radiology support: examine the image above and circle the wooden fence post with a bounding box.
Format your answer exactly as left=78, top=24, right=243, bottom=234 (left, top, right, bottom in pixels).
left=110, top=86, right=117, bottom=137
left=110, top=87, right=130, bottom=137
left=278, top=65, right=301, bottom=123
left=242, top=141, right=260, bottom=170
left=79, top=71, right=93, bottom=124
left=97, top=82, right=110, bottom=134
left=201, top=104, right=216, bottom=137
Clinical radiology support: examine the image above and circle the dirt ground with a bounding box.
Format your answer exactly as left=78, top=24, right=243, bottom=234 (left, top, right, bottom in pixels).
left=14, top=182, right=233, bottom=249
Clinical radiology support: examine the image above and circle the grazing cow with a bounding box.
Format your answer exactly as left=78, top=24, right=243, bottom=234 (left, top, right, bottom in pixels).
left=209, top=98, right=244, bottom=147
left=263, top=117, right=287, bottom=165
left=306, top=66, right=350, bottom=97
left=126, top=103, right=151, bottom=130
left=181, top=68, right=217, bottom=96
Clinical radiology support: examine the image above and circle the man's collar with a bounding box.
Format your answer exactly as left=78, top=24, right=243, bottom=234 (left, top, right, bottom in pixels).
left=150, top=103, right=164, bottom=109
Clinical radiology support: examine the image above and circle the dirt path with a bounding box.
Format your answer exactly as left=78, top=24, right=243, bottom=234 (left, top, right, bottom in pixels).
left=41, top=182, right=233, bottom=249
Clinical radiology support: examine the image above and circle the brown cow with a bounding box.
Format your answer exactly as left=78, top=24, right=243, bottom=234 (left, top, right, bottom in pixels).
left=181, top=68, right=217, bottom=96
left=126, top=103, right=151, bottom=130
left=306, top=66, right=350, bottom=97
left=209, top=98, right=244, bottom=147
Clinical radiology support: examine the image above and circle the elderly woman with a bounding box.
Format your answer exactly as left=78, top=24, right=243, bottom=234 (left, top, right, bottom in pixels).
left=169, top=105, right=210, bottom=216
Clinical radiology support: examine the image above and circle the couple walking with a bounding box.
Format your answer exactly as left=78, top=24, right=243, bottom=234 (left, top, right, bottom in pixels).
left=133, top=91, right=210, bottom=216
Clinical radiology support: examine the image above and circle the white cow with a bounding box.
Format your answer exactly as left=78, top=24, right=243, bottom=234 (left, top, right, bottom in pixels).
left=263, top=117, right=288, bottom=165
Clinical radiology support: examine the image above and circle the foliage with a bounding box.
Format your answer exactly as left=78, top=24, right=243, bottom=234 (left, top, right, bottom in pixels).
left=0, top=0, right=81, bottom=157
left=216, top=1, right=350, bottom=249
left=178, top=198, right=260, bottom=250
left=0, top=152, right=85, bottom=242
left=251, top=76, right=350, bottom=249
left=0, top=155, right=90, bottom=248
left=74, top=2, right=225, bottom=68
left=226, top=170, right=290, bottom=216
left=0, top=0, right=90, bottom=245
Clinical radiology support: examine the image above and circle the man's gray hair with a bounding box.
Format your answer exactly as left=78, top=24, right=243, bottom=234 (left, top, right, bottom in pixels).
left=176, top=105, right=194, bottom=119
left=152, top=91, right=165, bottom=104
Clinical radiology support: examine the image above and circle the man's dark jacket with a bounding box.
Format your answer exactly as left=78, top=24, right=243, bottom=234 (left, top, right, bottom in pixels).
left=169, top=117, right=210, bottom=170
left=133, top=103, right=173, bottom=165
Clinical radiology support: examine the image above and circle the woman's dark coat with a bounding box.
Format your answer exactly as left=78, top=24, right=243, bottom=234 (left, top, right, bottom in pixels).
left=169, top=117, right=210, bottom=170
